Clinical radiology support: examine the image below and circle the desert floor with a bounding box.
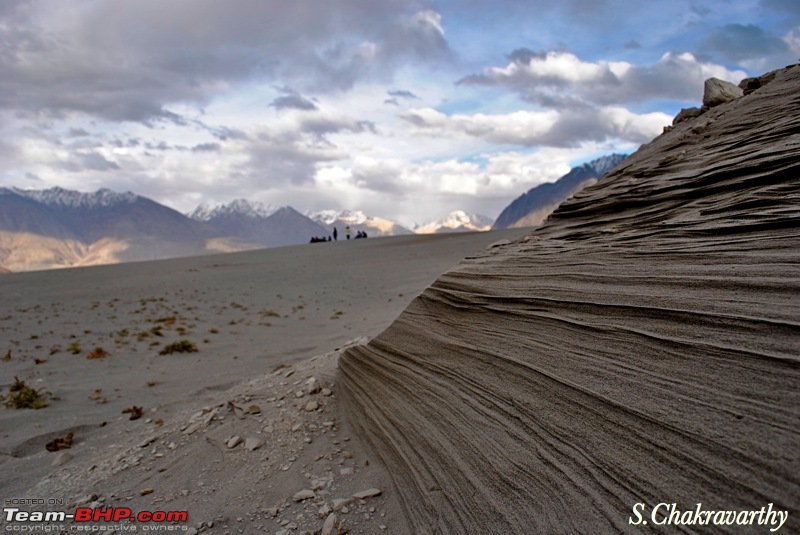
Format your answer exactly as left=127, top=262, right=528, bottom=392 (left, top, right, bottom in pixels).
left=0, top=228, right=528, bottom=535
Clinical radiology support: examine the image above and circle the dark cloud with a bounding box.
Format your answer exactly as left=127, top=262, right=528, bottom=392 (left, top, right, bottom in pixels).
left=270, top=89, right=319, bottom=111
left=0, top=1, right=451, bottom=125
left=67, top=128, right=91, bottom=137
left=624, top=40, right=642, bottom=50
left=387, top=89, right=420, bottom=100
left=192, top=142, right=221, bottom=152
left=702, top=24, right=790, bottom=63
left=761, top=0, right=800, bottom=22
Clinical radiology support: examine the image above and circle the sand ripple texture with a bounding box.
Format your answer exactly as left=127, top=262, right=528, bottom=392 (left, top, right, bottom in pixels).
left=340, top=66, right=800, bottom=533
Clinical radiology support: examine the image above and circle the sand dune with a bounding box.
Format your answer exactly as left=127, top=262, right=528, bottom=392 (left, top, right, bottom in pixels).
left=340, top=66, right=800, bottom=532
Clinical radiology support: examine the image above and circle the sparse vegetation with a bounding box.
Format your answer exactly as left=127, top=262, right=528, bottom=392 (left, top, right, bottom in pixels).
left=2, top=376, right=49, bottom=409
left=159, top=340, right=198, bottom=355
left=86, top=347, right=109, bottom=359
left=68, top=342, right=81, bottom=355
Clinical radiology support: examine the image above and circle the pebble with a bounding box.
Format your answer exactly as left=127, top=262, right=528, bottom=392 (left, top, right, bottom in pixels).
left=226, top=436, right=242, bottom=449
left=340, top=467, right=353, bottom=476
left=332, top=498, right=352, bottom=511
left=244, top=437, right=263, bottom=451
left=352, top=488, right=382, bottom=499
left=293, top=489, right=316, bottom=502
left=305, top=401, right=319, bottom=412
left=321, top=513, right=340, bottom=535
left=266, top=508, right=279, bottom=518
left=321, top=388, right=333, bottom=397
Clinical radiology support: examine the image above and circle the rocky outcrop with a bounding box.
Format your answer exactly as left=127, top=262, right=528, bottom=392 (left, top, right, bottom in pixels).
left=339, top=65, right=800, bottom=533
left=702, top=77, right=743, bottom=107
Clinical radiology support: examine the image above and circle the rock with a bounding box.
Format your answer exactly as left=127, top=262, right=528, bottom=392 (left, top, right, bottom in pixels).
left=322, top=388, right=333, bottom=397
left=293, top=489, right=316, bottom=502
left=306, top=377, right=322, bottom=395
left=247, top=404, right=261, bottom=414
left=672, top=107, right=703, bottom=125
left=139, top=489, right=154, bottom=496
left=305, top=400, right=319, bottom=412
left=703, top=77, right=743, bottom=108
left=352, top=488, right=382, bottom=499
left=244, top=437, right=263, bottom=451
left=332, top=498, right=353, bottom=511
left=321, top=513, right=340, bottom=535
left=226, top=435, right=242, bottom=449
left=739, top=70, right=778, bottom=95
left=51, top=451, right=73, bottom=467
left=340, top=467, right=353, bottom=476
left=266, top=507, right=279, bottom=518
left=318, top=504, right=332, bottom=518
left=186, top=529, right=198, bottom=535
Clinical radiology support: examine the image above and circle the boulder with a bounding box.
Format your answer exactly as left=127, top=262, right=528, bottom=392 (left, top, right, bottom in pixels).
left=703, top=77, right=743, bottom=108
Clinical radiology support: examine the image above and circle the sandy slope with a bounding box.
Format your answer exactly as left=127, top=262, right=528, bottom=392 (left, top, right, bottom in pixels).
left=0, top=229, right=528, bottom=534
left=340, top=66, right=800, bottom=532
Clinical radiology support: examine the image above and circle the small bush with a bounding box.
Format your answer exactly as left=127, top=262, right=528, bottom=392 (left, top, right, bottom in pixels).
left=158, top=340, right=198, bottom=355
left=2, top=377, right=49, bottom=409
left=86, top=347, right=109, bottom=359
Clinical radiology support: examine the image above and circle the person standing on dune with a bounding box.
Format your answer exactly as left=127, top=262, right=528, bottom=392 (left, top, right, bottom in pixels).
left=346, top=226, right=351, bottom=240
left=333, top=227, right=338, bottom=241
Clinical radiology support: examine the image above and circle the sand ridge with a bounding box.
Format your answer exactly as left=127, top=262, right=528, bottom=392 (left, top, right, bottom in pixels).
left=340, top=66, right=800, bottom=533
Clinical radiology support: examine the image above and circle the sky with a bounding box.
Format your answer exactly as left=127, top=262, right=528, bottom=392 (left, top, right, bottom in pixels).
left=0, top=0, right=797, bottom=227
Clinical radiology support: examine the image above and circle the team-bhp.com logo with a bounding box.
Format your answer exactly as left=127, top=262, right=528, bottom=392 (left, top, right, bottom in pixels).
left=4, top=506, right=188, bottom=530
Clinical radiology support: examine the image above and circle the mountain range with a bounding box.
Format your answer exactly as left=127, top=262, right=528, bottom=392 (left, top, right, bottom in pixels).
left=493, top=154, right=628, bottom=229
left=0, top=154, right=626, bottom=272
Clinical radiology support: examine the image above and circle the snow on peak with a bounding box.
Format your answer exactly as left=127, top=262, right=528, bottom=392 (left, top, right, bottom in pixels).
left=582, top=153, right=627, bottom=177
left=414, top=211, right=494, bottom=234
left=189, top=199, right=278, bottom=221
left=309, top=209, right=369, bottom=226
left=13, top=187, right=138, bottom=208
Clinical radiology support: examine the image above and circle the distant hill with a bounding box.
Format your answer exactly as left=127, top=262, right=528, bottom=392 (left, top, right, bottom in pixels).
left=414, top=211, right=494, bottom=234
left=189, top=200, right=328, bottom=247
left=309, top=210, right=413, bottom=237
left=493, top=154, right=627, bottom=229
left=0, top=188, right=254, bottom=271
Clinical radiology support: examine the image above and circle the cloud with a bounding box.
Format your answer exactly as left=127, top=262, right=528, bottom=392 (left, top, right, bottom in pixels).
left=270, top=89, right=319, bottom=111
left=459, top=49, right=747, bottom=107
left=192, top=142, right=221, bottom=152
left=57, top=151, right=120, bottom=173
left=401, top=106, right=670, bottom=147
left=0, top=1, right=451, bottom=124
left=703, top=24, right=790, bottom=63
left=385, top=88, right=421, bottom=105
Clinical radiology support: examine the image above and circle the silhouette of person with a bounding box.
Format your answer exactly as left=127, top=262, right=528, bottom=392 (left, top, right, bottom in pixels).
left=333, top=227, right=338, bottom=241
left=346, top=226, right=351, bottom=240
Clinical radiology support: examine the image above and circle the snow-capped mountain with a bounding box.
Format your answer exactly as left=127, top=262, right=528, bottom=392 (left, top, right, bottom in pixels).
left=414, top=211, right=494, bottom=234
left=188, top=199, right=278, bottom=221
left=493, top=153, right=628, bottom=229
left=0, top=187, right=253, bottom=271
left=308, top=210, right=413, bottom=236
left=188, top=200, right=328, bottom=247
left=11, top=186, right=138, bottom=208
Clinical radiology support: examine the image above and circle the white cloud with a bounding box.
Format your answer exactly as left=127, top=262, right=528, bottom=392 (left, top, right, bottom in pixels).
left=401, top=106, right=668, bottom=147
left=460, top=49, right=748, bottom=106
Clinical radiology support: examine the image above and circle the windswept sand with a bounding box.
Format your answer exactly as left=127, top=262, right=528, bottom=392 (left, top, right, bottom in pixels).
left=340, top=66, right=800, bottom=532
left=0, top=229, right=528, bottom=534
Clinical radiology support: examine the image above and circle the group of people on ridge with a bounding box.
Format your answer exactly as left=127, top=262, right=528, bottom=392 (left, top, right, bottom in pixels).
left=309, top=226, right=368, bottom=244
